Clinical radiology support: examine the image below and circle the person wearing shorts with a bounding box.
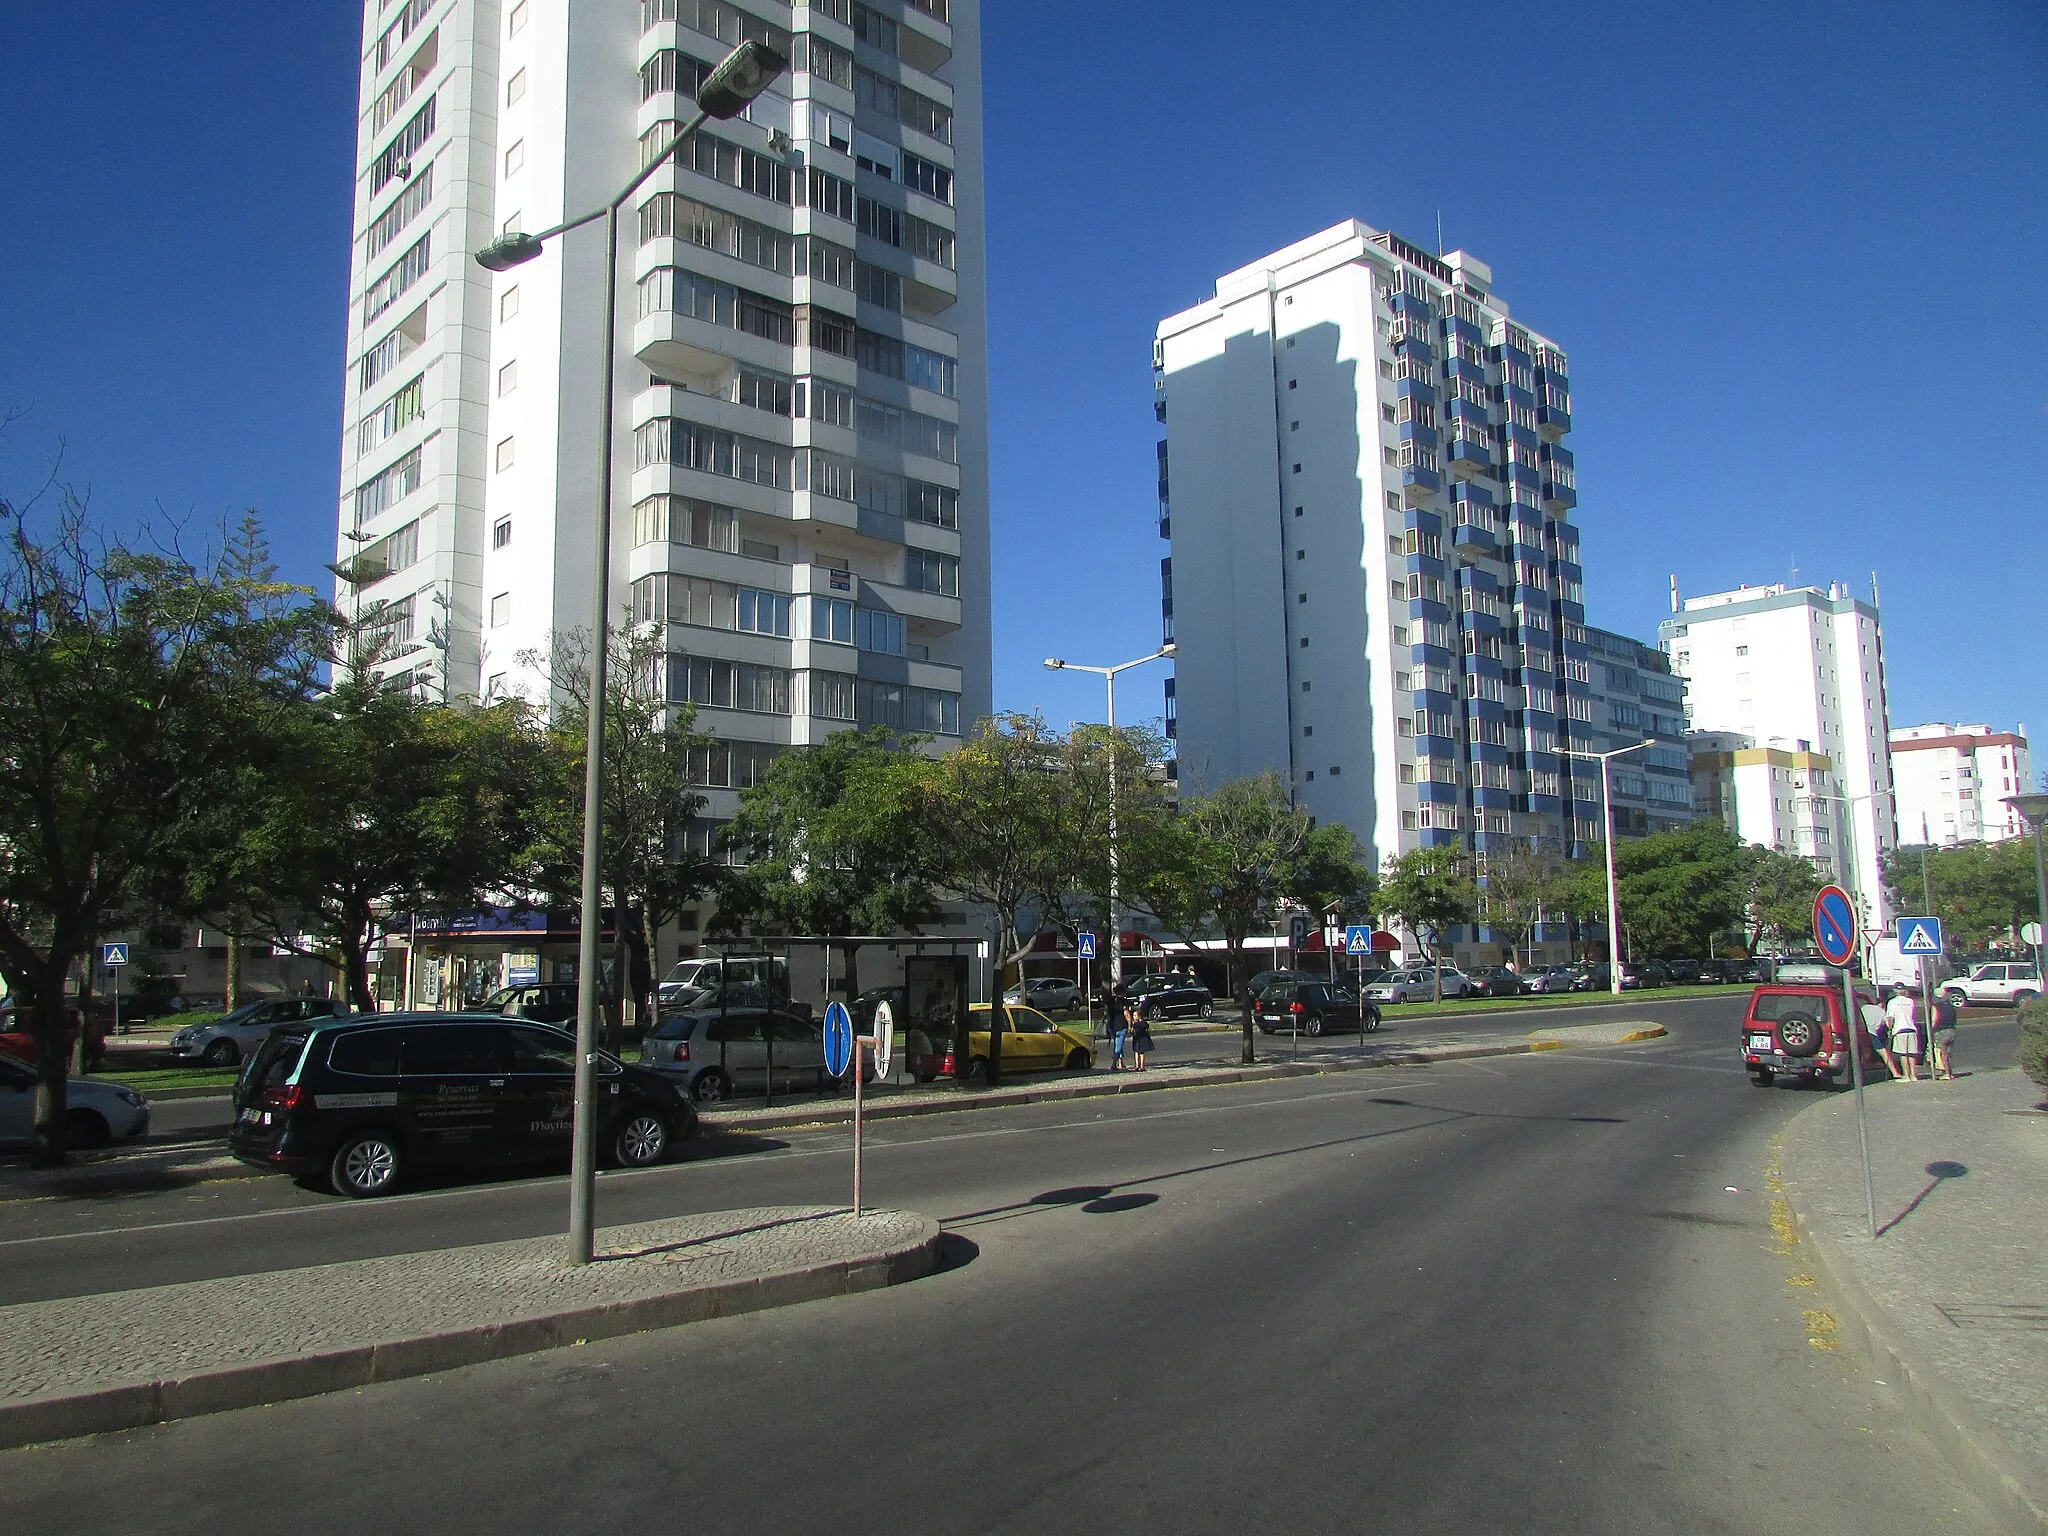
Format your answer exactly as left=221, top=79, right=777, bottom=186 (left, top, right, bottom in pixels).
left=1929, top=993, right=1959, bottom=1080
left=1885, top=984, right=1922, bottom=1082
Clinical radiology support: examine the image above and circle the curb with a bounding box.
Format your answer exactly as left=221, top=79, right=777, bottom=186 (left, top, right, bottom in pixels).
left=1618, top=1026, right=1669, bottom=1043
left=1783, top=1173, right=2048, bottom=1534
left=0, top=1213, right=941, bottom=1451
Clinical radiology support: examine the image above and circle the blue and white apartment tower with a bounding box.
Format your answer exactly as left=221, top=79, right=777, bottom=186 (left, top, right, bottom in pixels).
left=1154, top=221, right=1600, bottom=886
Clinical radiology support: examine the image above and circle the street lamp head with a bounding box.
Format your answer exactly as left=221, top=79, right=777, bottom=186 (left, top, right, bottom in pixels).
left=475, top=231, right=545, bottom=271
left=1044, top=658, right=1065, bottom=671
left=1159, top=642, right=1177, bottom=657
left=695, top=39, right=789, bottom=119
left=2007, top=791, right=2048, bottom=828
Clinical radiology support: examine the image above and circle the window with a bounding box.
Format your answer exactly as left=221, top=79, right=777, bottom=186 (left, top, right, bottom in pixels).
left=364, top=164, right=434, bottom=260
left=857, top=679, right=959, bottom=734
left=363, top=232, right=432, bottom=324
left=504, top=140, right=525, bottom=176
left=804, top=166, right=857, bottom=221
left=683, top=738, right=785, bottom=790
left=497, top=360, right=517, bottom=396
left=370, top=96, right=437, bottom=195
left=810, top=669, right=857, bottom=721
left=500, top=285, right=519, bottom=321
left=631, top=495, right=741, bottom=553
left=357, top=373, right=424, bottom=454
left=354, top=448, right=423, bottom=520
left=495, top=436, right=516, bottom=472
left=905, top=548, right=959, bottom=595
left=633, top=418, right=794, bottom=490
left=736, top=588, right=792, bottom=636
left=667, top=655, right=791, bottom=714
left=492, top=518, right=511, bottom=550
left=354, top=520, right=418, bottom=583
left=811, top=596, right=854, bottom=644
left=490, top=593, right=511, bottom=628
left=506, top=68, right=526, bottom=106
left=509, top=0, right=527, bottom=34
left=659, top=126, right=794, bottom=203
left=638, top=192, right=806, bottom=279
left=901, top=152, right=953, bottom=204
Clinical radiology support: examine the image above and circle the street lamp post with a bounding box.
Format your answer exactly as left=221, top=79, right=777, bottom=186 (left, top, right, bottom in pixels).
left=472, top=40, right=786, bottom=1265
left=1562, top=740, right=1654, bottom=996
left=1044, top=645, right=1175, bottom=1008
left=2004, top=793, right=2048, bottom=975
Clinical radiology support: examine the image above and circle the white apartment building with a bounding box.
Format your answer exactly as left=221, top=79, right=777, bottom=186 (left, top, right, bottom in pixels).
left=335, top=0, right=989, bottom=849
left=1890, top=723, right=2033, bottom=845
left=1660, top=582, right=1896, bottom=920
left=1687, top=730, right=1840, bottom=869
left=1155, top=222, right=1591, bottom=898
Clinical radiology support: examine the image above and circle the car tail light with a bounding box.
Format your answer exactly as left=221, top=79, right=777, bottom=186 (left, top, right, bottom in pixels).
left=674, top=1040, right=690, bottom=1062
left=1290, top=1001, right=1306, bottom=1015
left=259, top=1084, right=305, bottom=1111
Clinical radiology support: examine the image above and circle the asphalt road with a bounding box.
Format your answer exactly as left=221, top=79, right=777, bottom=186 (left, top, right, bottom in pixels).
left=5, top=1000, right=2019, bottom=1534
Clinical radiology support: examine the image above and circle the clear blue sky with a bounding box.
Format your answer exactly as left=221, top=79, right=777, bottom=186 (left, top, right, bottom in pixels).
left=4, top=2, right=2043, bottom=757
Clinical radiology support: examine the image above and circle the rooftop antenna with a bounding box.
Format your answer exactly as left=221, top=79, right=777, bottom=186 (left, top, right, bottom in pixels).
left=1788, top=552, right=1799, bottom=586
left=1435, top=209, right=1444, bottom=256
left=1669, top=574, right=1680, bottom=613
left=1870, top=569, right=1881, bottom=609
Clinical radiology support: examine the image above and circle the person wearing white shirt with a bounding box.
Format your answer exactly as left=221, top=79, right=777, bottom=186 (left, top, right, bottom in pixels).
left=1884, top=985, right=1922, bottom=1082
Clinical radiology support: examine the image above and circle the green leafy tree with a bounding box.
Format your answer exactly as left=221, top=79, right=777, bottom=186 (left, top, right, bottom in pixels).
left=1129, top=772, right=1370, bottom=1064
left=0, top=492, right=331, bottom=1164
left=1882, top=839, right=2040, bottom=953
left=1379, top=846, right=1479, bottom=1000
left=522, top=621, right=723, bottom=1033
left=204, top=672, right=555, bottom=1011
left=714, top=727, right=945, bottom=994
left=1477, top=842, right=1565, bottom=967
left=1738, top=844, right=1826, bottom=954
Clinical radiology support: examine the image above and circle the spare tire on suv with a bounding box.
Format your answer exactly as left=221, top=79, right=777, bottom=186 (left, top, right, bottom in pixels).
left=1774, top=1011, right=1824, bottom=1058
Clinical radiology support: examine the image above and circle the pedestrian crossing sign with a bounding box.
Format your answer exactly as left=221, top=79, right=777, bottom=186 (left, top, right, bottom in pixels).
left=101, top=943, right=129, bottom=967
left=1077, top=932, right=1097, bottom=960
left=1344, top=925, right=1374, bottom=956
left=1895, top=917, right=1943, bottom=956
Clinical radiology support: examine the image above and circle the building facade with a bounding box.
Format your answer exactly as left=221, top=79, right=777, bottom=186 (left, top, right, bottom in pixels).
left=1687, top=730, right=1840, bottom=868
left=1154, top=222, right=1593, bottom=882
left=1577, top=625, right=1692, bottom=840
left=1890, top=723, right=2033, bottom=845
left=334, top=0, right=990, bottom=849
left=1660, top=582, right=1896, bottom=918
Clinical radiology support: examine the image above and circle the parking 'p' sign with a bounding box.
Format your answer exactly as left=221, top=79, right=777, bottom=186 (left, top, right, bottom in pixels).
left=1812, top=885, right=1858, bottom=967
left=823, top=1001, right=854, bottom=1078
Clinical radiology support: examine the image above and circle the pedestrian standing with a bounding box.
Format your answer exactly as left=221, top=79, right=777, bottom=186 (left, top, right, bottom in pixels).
left=1106, top=988, right=1129, bottom=1071
left=1885, top=983, right=1922, bottom=1083
left=1929, top=992, right=1960, bottom=1080
left=1131, top=1001, right=1155, bottom=1072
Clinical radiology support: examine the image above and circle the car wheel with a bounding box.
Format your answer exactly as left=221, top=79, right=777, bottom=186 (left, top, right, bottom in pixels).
left=329, top=1131, right=402, bottom=1197
left=1365, top=1010, right=1381, bottom=1033
left=612, top=1110, right=670, bottom=1168
left=1941, top=988, right=1967, bottom=1009
left=1198, top=1001, right=1212, bottom=1019
left=200, top=1038, right=239, bottom=1067
left=65, top=1109, right=111, bottom=1150
left=1775, top=1013, right=1823, bottom=1059
left=690, top=1069, right=733, bottom=1105
left=1306, top=1015, right=1326, bottom=1038
left=1063, top=1048, right=1090, bottom=1071
left=2015, top=990, right=2039, bottom=1006
left=1749, top=1069, right=1775, bottom=1088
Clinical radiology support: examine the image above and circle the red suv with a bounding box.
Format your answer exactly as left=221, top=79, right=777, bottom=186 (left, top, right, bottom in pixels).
left=1740, top=981, right=1883, bottom=1087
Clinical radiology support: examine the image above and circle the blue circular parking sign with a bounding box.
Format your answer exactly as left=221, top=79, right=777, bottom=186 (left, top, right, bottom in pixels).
left=823, top=1001, right=854, bottom=1078
left=1812, top=885, right=1857, bottom=967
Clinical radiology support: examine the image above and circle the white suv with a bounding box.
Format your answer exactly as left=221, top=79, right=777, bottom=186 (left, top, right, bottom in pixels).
left=1941, top=963, right=2041, bottom=1009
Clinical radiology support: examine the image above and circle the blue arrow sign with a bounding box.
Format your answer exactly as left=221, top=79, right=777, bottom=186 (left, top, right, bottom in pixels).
left=1077, top=932, right=1097, bottom=960
left=823, top=1001, right=854, bottom=1078
left=1813, top=886, right=1857, bottom=967
left=1896, top=916, right=1943, bottom=956
left=101, top=943, right=129, bottom=968
left=1345, top=925, right=1374, bottom=956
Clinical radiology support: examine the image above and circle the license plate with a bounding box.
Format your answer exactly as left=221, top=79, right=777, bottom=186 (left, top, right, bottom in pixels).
left=1748, top=1034, right=1773, bottom=1051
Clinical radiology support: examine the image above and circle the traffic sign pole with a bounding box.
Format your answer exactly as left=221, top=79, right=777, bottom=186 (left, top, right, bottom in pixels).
left=1815, top=885, right=1877, bottom=1241
left=853, top=1036, right=864, bottom=1218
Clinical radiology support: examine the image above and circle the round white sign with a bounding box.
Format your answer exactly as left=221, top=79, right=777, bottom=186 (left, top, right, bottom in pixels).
left=870, top=999, right=895, bottom=1079
left=2023, top=922, right=2044, bottom=947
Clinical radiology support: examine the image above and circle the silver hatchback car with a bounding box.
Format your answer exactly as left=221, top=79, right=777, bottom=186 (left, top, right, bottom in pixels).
left=168, top=997, right=350, bottom=1066
left=640, top=1007, right=828, bottom=1103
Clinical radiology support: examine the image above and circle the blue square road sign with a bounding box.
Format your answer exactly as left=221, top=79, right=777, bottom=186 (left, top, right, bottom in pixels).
left=1077, top=932, right=1097, bottom=960
left=102, top=942, right=129, bottom=967
left=1895, top=917, right=1943, bottom=956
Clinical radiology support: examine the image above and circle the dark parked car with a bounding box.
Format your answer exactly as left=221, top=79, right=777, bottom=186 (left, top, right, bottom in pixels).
left=1663, top=959, right=1703, bottom=985
left=1631, top=962, right=1671, bottom=989
left=1695, top=959, right=1732, bottom=984
left=482, top=983, right=580, bottom=1025
left=1123, top=973, right=1213, bottom=1021
left=1255, top=982, right=1382, bottom=1037
left=229, top=1013, right=695, bottom=1196
left=1248, top=969, right=1320, bottom=999
left=1471, top=966, right=1529, bottom=998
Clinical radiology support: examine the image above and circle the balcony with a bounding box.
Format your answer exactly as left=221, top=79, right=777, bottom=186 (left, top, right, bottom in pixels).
left=1451, top=521, right=1497, bottom=556
left=1543, top=478, right=1577, bottom=513
left=1401, top=464, right=1441, bottom=506
left=1537, top=403, right=1571, bottom=441
left=1446, top=424, right=1493, bottom=480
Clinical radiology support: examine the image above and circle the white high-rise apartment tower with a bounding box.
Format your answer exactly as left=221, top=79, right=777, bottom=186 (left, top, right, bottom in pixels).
left=1660, top=582, right=1897, bottom=919
left=1155, top=222, right=1594, bottom=881
left=335, top=0, right=989, bottom=837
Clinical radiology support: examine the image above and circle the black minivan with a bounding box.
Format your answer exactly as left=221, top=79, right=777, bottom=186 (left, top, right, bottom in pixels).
left=229, top=1013, right=696, bottom=1197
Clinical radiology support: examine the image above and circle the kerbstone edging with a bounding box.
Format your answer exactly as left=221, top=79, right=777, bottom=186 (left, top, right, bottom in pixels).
left=1780, top=1104, right=2048, bottom=1536
left=0, top=1206, right=940, bottom=1451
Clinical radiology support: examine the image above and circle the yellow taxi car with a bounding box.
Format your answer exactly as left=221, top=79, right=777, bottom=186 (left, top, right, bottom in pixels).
left=904, top=1003, right=1095, bottom=1083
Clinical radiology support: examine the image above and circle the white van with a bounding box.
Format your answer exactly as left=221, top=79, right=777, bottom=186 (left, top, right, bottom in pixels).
left=1868, top=937, right=1952, bottom=992
left=658, top=955, right=790, bottom=1006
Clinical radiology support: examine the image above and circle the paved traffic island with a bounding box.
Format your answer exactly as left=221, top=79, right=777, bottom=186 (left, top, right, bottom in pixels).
left=0, top=1206, right=939, bottom=1450
left=1782, top=1067, right=2048, bottom=1534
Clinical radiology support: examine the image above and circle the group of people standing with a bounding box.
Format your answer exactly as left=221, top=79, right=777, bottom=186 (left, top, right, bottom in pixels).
left=1101, top=989, right=1154, bottom=1072
left=1875, top=983, right=1959, bottom=1082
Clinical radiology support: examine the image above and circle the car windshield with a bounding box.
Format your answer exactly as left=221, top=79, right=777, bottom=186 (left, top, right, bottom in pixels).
left=244, top=1029, right=309, bottom=1093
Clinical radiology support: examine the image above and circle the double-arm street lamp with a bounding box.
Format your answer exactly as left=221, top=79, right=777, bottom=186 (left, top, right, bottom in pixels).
left=473, top=40, right=786, bottom=1265
left=2004, top=792, right=2048, bottom=975
left=1561, top=740, right=1654, bottom=996
left=1044, top=644, right=1175, bottom=1002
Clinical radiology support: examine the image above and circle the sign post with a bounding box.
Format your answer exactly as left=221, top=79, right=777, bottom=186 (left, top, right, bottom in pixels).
left=101, top=943, right=129, bottom=1038
left=1814, top=886, right=1876, bottom=1241
left=1077, top=932, right=1097, bottom=1035
left=823, top=1000, right=861, bottom=1216
left=1897, top=917, right=1944, bottom=1055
